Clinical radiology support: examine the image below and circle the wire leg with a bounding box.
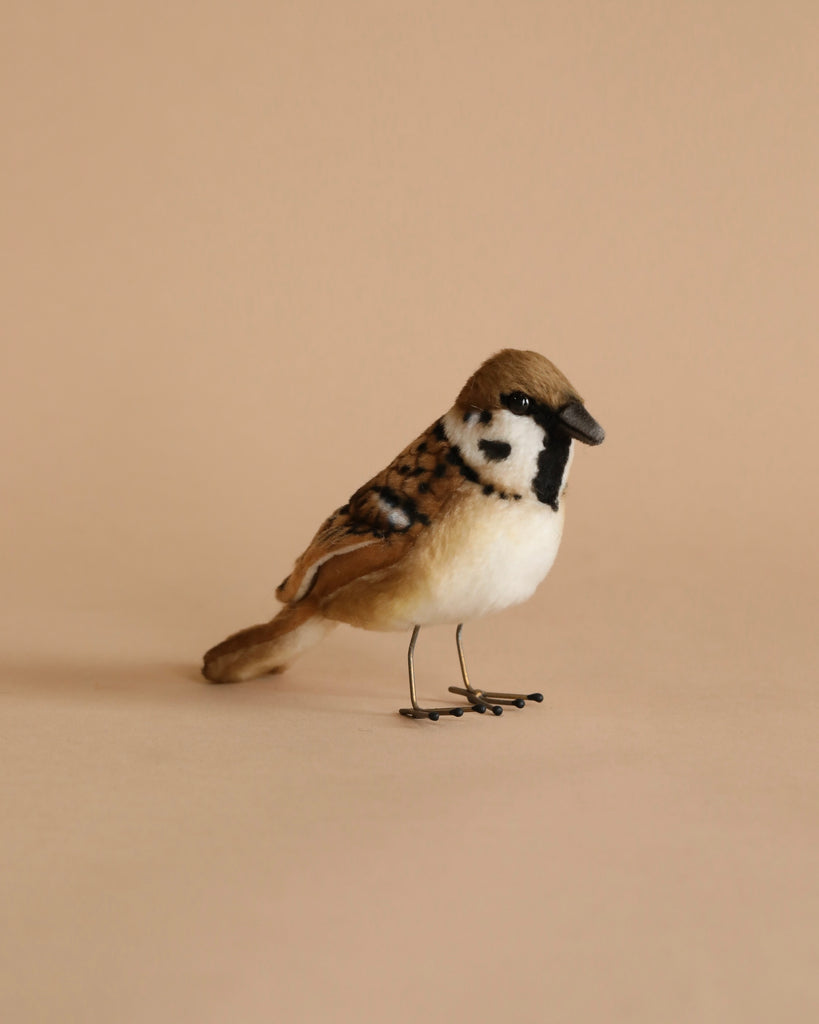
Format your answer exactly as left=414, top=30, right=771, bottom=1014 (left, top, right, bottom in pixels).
left=448, top=623, right=543, bottom=710
left=399, top=626, right=485, bottom=721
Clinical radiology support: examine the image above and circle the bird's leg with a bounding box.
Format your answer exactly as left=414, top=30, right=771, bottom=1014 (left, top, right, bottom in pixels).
left=448, top=623, right=544, bottom=710
left=399, top=626, right=487, bottom=721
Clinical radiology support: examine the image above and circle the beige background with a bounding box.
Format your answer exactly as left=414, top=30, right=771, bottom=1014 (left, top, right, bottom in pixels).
left=2, top=2, right=818, bottom=1022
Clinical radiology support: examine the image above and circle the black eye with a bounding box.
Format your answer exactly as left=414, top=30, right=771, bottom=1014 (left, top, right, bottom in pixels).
left=505, top=391, right=531, bottom=415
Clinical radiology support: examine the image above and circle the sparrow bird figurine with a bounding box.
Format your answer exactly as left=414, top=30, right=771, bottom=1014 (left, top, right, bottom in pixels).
left=202, top=349, right=604, bottom=720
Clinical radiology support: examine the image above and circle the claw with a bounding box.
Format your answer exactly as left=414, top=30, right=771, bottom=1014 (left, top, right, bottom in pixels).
left=400, top=704, right=481, bottom=720
left=400, top=624, right=542, bottom=722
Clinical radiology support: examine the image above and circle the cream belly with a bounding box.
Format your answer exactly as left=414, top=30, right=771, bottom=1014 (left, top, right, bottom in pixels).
left=385, top=491, right=565, bottom=629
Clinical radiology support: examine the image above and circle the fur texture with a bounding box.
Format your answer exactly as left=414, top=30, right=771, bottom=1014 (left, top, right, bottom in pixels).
left=201, top=603, right=334, bottom=683
left=202, top=349, right=603, bottom=684
left=456, top=348, right=582, bottom=413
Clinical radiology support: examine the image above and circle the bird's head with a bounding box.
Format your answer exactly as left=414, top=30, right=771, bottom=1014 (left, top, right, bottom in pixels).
left=443, top=349, right=605, bottom=510
left=455, top=348, right=605, bottom=446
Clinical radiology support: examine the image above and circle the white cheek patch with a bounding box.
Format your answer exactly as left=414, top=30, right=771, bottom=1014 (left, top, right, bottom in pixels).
left=443, top=407, right=547, bottom=497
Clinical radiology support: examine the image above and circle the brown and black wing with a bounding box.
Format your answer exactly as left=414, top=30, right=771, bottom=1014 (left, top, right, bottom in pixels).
left=275, top=419, right=461, bottom=607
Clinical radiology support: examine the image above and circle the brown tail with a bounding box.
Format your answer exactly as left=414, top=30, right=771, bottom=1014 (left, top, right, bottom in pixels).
left=201, top=603, right=334, bottom=683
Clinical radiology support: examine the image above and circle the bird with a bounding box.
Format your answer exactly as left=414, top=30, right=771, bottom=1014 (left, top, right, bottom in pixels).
left=202, top=349, right=604, bottom=720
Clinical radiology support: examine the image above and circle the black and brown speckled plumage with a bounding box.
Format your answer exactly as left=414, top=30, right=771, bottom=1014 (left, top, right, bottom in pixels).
left=275, top=419, right=459, bottom=606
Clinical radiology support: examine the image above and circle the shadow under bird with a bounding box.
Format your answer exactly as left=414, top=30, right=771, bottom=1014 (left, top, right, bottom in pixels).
left=202, top=349, right=605, bottom=719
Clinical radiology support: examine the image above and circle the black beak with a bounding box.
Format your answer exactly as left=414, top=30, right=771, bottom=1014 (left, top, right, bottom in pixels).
left=557, top=402, right=605, bottom=446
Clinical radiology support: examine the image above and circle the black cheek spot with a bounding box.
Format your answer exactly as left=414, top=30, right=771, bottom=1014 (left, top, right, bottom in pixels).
left=478, top=439, right=512, bottom=462
left=482, top=484, right=495, bottom=496
left=418, top=482, right=429, bottom=494
left=499, top=492, right=508, bottom=500
left=416, top=512, right=430, bottom=526
left=416, top=441, right=427, bottom=454
left=479, top=410, right=492, bottom=425
left=410, top=466, right=426, bottom=477
left=433, top=464, right=447, bottom=478
left=397, top=464, right=411, bottom=475
left=433, top=420, right=447, bottom=442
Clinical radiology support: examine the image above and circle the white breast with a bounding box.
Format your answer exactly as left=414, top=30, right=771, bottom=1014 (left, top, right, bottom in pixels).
left=394, top=490, right=565, bottom=628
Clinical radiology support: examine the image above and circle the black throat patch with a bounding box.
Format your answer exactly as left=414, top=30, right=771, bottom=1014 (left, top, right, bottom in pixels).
left=533, top=433, right=571, bottom=510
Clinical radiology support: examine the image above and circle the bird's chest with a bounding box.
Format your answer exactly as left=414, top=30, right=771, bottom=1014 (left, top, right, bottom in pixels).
left=402, top=491, right=565, bottom=626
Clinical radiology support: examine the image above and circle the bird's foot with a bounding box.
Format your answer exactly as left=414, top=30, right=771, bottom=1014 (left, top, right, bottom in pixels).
left=399, top=700, right=497, bottom=721
left=448, top=685, right=543, bottom=710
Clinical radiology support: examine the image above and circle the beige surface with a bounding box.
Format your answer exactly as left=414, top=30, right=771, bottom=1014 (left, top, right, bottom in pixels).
left=2, top=3, right=818, bottom=1022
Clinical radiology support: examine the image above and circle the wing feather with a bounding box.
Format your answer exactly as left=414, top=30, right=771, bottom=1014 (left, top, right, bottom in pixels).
left=275, top=419, right=462, bottom=607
